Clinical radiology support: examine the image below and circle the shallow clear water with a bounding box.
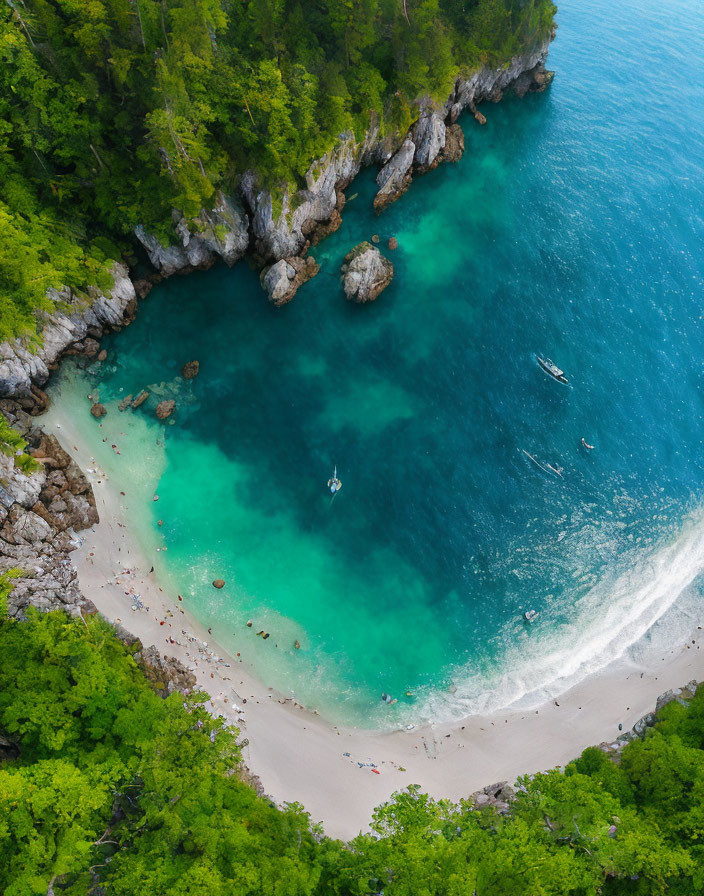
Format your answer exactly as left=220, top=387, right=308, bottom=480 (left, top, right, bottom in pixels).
left=52, top=0, right=704, bottom=727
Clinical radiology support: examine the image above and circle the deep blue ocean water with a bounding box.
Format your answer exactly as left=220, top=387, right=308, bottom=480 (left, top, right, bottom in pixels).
left=53, top=0, right=704, bottom=727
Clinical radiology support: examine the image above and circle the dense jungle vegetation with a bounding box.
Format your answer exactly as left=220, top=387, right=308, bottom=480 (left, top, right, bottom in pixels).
left=0, top=0, right=555, bottom=342
left=1, top=606, right=703, bottom=895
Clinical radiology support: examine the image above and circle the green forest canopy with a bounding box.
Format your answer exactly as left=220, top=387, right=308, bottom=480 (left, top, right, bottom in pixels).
left=1, top=607, right=703, bottom=895
left=0, top=0, right=556, bottom=342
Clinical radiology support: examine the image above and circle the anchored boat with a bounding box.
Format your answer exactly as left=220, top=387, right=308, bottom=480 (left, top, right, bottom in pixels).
left=328, top=466, right=342, bottom=495
left=537, top=355, right=568, bottom=384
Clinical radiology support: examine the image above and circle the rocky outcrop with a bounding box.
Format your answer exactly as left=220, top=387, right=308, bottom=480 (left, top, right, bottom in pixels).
left=181, top=360, right=200, bottom=379
left=134, top=644, right=197, bottom=697
left=260, top=256, right=320, bottom=306
left=155, top=399, right=175, bottom=420
left=373, top=44, right=554, bottom=212
left=595, top=680, right=699, bottom=759
left=241, top=130, right=384, bottom=262
left=341, top=243, right=394, bottom=303
left=0, top=407, right=98, bottom=619
left=374, top=137, right=416, bottom=212
left=135, top=192, right=249, bottom=277
left=0, top=262, right=136, bottom=401
left=469, top=781, right=516, bottom=815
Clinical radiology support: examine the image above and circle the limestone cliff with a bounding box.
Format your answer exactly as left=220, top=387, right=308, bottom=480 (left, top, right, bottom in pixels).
left=0, top=262, right=136, bottom=401
left=136, top=38, right=554, bottom=274
left=0, top=39, right=554, bottom=411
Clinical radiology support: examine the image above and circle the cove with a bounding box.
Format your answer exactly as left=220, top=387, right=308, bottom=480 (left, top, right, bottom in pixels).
left=50, top=0, right=704, bottom=729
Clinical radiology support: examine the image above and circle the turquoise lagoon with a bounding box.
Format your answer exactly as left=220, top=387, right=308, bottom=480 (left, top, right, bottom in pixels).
left=51, top=0, right=704, bottom=727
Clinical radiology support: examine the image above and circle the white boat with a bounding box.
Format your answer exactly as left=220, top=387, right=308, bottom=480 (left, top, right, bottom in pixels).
left=537, top=355, right=568, bottom=384
left=327, top=466, right=342, bottom=494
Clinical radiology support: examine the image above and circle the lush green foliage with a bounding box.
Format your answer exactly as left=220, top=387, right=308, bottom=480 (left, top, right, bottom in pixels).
left=1, top=608, right=704, bottom=894
left=0, top=416, right=39, bottom=473
left=1, top=0, right=555, bottom=340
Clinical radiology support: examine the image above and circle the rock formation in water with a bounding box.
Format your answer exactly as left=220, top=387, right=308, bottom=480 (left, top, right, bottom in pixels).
left=0, top=43, right=554, bottom=399
left=181, top=360, right=200, bottom=379
left=260, top=256, right=320, bottom=306
left=155, top=399, right=176, bottom=420
left=134, top=41, right=555, bottom=275
left=341, top=243, right=394, bottom=302
left=0, top=40, right=554, bottom=637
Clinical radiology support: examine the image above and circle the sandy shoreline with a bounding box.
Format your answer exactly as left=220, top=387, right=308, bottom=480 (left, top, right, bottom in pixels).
left=41, top=405, right=704, bottom=842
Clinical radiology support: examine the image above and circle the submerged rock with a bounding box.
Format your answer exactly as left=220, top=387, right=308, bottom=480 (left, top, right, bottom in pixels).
left=132, top=389, right=149, bottom=408
left=341, top=242, right=394, bottom=303
left=213, top=579, right=225, bottom=589
left=155, top=399, right=175, bottom=420
left=388, top=237, right=398, bottom=250
left=90, top=402, right=107, bottom=418
left=260, top=256, right=319, bottom=306
left=181, top=360, right=200, bottom=379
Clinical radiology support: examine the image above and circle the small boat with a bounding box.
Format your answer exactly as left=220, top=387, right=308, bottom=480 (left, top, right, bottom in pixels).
left=537, top=356, right=568, bottom=384
left=524, top=609, right=539, bottom=623
left=327, top=466, right=342, bottom=495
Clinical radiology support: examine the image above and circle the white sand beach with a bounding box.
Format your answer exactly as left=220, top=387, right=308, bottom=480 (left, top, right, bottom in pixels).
left=43, top=407, right=704, bottom=842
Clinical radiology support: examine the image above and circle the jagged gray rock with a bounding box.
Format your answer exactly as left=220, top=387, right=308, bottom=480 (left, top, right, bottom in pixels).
left=374, top=138, right=416, bottom=211
left=341, top=243, right=394, bottom=303
left=241, top=128, right=386, bottom=262
left=0, top=410, right=98, bottom=619
left=412, top=112, right=446, bottom=172
left=0, top=262, right=135, bottom=400
left=136, top=193, right=250, bottom=277
left=260, top=256, right=319, bottom=306
left=372, top=39, right=554, bottom=212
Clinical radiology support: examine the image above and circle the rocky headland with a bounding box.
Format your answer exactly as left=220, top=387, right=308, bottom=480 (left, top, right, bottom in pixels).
left=0, top=37, right=555, bottom=727
left=0, top=39, right=554, bottom=406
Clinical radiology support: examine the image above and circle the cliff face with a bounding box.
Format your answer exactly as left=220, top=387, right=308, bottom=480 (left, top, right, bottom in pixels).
left=0, top=39, right=553, bottom=401
left=134, top=38, right=554, bottom=276
left=0, top=263, right=136, bottom=400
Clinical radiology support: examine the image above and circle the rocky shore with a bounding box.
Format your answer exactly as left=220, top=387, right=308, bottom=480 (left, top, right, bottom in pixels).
left=0, top=38, right=553, bottom=405
left=0, top=33, right=552, bottom=760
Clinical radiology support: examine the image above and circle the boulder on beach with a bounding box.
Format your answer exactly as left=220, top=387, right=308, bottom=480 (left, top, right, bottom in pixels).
left=341, top=242, right=394, bottom=303
left=213, top=579, right=225, bottom=589
left=90, top=403, right=107, bottom=418
left=181, top=360, right=200, bottom=379
left=155, top=399, right=175, bottom=420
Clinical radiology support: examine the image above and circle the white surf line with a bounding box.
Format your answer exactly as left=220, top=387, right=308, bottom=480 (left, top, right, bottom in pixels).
left=418, top=506, right=704, bottom=724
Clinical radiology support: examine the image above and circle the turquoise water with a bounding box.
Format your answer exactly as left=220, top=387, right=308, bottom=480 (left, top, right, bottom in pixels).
left=53, top=0, right=704, bottom=727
